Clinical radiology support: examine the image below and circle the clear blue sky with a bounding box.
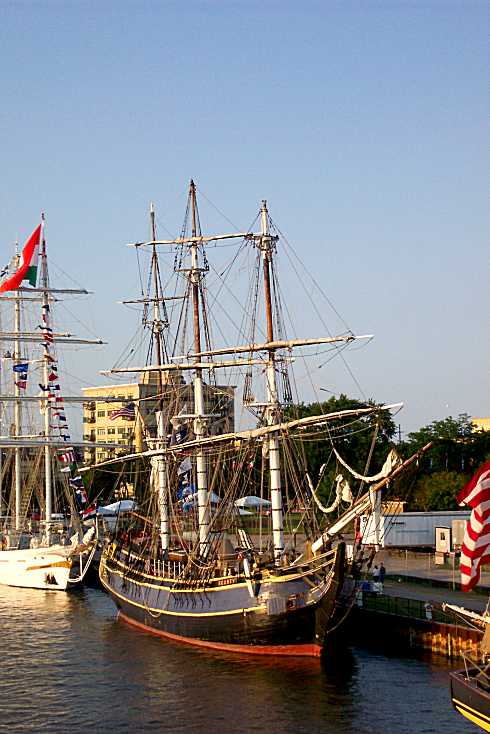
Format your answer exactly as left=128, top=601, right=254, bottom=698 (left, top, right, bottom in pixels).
left=0, top=0, right=488, bottom=437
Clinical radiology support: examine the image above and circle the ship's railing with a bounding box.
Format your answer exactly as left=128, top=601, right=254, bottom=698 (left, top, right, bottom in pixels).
left=288, top=547, right=336, bottom=573
left=151, top=558, right=186, bottom=579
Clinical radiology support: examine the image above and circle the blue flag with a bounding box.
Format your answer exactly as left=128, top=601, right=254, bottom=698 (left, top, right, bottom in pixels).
left=13, top=363, right=29, bottom=373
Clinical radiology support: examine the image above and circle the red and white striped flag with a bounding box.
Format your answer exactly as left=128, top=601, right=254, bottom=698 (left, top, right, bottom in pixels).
left=458, top=460, right=490, bottom=591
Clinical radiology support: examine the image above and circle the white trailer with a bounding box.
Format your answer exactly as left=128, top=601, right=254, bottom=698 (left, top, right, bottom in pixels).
left=360, top=510, right=470, bottom=549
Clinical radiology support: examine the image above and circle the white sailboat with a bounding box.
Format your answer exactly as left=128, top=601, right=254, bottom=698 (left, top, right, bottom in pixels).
left=0, top=217, right=111, bottom=590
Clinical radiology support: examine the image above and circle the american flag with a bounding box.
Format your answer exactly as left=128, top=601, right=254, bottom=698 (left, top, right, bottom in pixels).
left=82, top=503, right=97, bottom=520
left=110, top=402, right=136, bottom=421
left=458, top=459, right=490, bottom=591
left=59, top=448, right=75, bottom=464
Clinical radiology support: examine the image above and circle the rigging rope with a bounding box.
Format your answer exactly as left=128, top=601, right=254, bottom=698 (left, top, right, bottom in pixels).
left=332, top=446, right=402, bottom=483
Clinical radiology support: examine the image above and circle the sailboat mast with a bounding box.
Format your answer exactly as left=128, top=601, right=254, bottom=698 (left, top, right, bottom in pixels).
left=13, top=248, right=22, bottom=531
left=260, top=201, right=284, bottom=564
left=189, top=180, right=209, bottom=556
left=0, top=306, right=3, bottom=517
left=149, top=202, right=169, bottom=553
left=39, top=216, right=53, bottom=526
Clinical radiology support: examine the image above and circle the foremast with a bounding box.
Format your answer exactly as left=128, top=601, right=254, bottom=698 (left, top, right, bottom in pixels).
left=149, top=202, right=170, bottom=554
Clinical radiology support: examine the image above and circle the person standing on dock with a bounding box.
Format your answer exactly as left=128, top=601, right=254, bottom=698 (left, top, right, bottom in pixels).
left=379, top=562, right=386, bottom=591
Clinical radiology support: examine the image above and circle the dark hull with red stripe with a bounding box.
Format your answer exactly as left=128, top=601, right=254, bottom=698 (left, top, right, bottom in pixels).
left=99, top=542, right=346, bottom=657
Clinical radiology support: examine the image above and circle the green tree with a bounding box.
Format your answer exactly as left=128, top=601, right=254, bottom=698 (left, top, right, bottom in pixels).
left=285, top=394, right=397, bottom=504
left=401, top=414, right=490, bottom=510
left=409, top=471, right=464, bottom=511
left=403, top=414, right=490, bottom=476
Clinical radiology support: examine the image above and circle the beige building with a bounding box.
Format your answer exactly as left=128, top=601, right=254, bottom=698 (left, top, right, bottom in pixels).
left=472, top=417, right=490, bottom=433
left=82, top=372, right=235, bottom=464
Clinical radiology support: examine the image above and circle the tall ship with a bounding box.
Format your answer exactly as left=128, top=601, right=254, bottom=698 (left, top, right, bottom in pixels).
left=0, top=217, right=111, bottom=590
left=97, top=182, right=427, bottom=655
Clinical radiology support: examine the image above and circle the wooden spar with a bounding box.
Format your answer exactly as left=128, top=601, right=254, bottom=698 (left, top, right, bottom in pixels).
left=0, top=331, right=72, bottom=337
left=12, top=287, right=90, bottom=294
left=0, top=296, right=59, bottom=302
left=312, top=441, right=434, bottom=548
left=100, top=334, right=372, bottom=379
left=120, top=296, right=185, bottom=304
left=101, top=357, right=281, bottom=375
left=80, top=403, right=404, bottom=473
left=129, top=232, right=251, bottom=247
left=178, top=334, right=372, bottom=358
left=0, top=333, right=105, bottom=344
left=0, top=439, right=131, bottom=449
left=0, top=396, right=133, bottom=403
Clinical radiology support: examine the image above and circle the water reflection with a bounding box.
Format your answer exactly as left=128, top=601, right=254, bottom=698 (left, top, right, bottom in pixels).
left=0, top=586, right=474, bottom=734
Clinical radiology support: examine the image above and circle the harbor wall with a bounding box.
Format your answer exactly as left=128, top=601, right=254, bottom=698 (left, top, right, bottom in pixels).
left=349, top=595, right=482, bottom=660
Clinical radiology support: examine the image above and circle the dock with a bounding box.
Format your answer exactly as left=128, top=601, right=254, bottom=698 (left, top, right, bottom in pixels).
left=349, top=550, right=488, bottom=659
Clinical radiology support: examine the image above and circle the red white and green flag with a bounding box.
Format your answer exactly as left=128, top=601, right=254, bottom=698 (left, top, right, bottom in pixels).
left=0, top=224, right=42, bottom=293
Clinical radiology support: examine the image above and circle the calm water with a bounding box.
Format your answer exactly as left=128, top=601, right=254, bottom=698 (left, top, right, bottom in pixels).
left=0, top=585, right=473, bottom=734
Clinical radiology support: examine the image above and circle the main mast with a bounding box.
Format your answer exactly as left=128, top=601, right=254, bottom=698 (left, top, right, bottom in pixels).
left=259, top=201, right=284, bottom=564
left=189, top=181, right=210, bottom=556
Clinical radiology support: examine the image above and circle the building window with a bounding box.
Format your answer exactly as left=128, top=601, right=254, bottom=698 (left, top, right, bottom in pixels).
left=107, top=428, right=115, bottom=435
left=97, top=410, right=105, bottom=417
left=97, top=428, right=105, bottom=436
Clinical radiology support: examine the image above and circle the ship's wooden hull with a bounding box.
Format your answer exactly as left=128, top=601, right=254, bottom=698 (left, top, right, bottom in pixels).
left=450, top=667, right=490, bottom=732
left=100, top=542, right=346, bottom=657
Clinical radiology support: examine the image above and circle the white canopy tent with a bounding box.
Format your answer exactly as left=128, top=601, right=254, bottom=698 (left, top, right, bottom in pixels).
left=97, top=500, right=137, bottom=515
left=234, top=496, right=271, bottom=509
